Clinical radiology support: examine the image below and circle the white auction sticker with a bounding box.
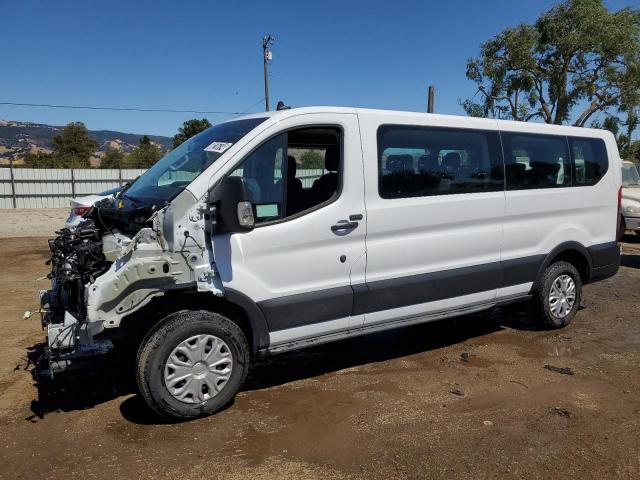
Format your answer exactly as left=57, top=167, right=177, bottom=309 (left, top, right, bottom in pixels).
left=204, top=141, right=233, bottom=153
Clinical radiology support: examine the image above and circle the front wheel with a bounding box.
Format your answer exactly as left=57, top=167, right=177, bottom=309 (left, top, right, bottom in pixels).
left=532, top=261, right=582, bottom=329
left=136, top=310, right=249, bottom=420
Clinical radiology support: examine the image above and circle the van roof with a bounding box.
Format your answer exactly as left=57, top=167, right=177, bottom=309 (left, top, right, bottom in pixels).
left=234, top=106, right=612, bottom=138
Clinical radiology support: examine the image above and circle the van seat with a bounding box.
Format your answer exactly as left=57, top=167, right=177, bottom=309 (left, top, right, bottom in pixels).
left=311, top=144, right=340, bottom=203
left=418, top=154, right=439, bottom=173
left=386, top=154, right=413, bottom=173
left=529, top=161, right=560, bottom=186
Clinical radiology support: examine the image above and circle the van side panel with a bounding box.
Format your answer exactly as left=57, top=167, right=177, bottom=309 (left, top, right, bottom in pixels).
left=358, top=112, right=506, bottom=326
left=499, top=122, right=620, bottom=292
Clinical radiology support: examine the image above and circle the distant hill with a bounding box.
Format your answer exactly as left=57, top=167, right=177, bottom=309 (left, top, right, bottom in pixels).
left=0, top=119, right=172, bottom=166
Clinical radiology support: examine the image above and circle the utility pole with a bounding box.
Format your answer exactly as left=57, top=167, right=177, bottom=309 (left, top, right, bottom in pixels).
left=427, top=85, right=435, bottom=113
left=262, top=35, right=274, bottom=111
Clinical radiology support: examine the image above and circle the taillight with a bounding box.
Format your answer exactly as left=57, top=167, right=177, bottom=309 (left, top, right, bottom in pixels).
left=616, top=186, right=622, bottom=242
left=73, top=206, right=92, bottom=217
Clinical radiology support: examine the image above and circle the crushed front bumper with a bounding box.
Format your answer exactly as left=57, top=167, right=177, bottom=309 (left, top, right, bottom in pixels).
left=37, top=289, right=114, bottom=380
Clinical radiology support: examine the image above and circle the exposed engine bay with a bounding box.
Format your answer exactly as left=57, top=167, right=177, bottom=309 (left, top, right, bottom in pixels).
left=43, top=194, right=157, bottom=326
left=38, top=190, right=222, bottom=379
left=46, top=221, right=108, bottom=323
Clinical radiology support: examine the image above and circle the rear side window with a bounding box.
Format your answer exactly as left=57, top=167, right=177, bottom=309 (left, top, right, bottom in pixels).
left=377, top=125, right=503, bottom=199
left=502, top=133, right=571, bottom=190
left=569, top=137, right=608, bottom=186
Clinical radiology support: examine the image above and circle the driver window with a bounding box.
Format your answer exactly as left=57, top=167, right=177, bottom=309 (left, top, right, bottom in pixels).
left=230, top=135, right=285, bottom=223
left=230, top=126, right=341, bottom=225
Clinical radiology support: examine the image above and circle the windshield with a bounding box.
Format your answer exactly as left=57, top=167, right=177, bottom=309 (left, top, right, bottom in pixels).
left=124, top=117, right=267, bottom=204
left=622, top=163, right=640, bottom=187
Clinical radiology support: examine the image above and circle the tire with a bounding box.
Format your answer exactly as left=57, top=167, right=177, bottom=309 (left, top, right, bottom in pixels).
left=531, top=261, right=582, bottom=329
left=136, top=310, right=249, bottom=421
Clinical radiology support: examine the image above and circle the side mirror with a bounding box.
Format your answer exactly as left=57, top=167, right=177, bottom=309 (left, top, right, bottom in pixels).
left=208, top=176, right=255, bottom=233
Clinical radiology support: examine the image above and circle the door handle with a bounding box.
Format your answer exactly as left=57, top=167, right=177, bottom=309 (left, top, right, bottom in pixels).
left=331, top=220, right=359, bottom=232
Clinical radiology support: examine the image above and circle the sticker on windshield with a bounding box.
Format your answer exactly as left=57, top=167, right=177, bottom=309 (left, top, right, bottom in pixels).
left=204, top=141, right=233, bottom=153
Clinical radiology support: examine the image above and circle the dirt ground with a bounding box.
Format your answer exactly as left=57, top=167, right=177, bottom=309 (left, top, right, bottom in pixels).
left=0, top=209, right=68, bottom=238
left=0, top=236, right=639, bottom=480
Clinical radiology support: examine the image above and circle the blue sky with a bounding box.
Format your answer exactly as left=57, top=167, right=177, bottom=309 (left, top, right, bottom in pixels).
left=0, top=0, right=635, bottom=137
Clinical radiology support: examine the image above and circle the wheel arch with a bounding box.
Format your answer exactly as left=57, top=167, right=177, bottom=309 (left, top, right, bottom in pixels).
left=534, top=241, right=593, bottom=289
left=118, top=287, right=270, bottom=355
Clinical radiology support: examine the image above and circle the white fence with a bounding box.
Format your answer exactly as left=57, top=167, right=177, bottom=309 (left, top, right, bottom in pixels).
left=0, top=168, right=146, bottom=208
left=0, top=168, right=327, bottom=209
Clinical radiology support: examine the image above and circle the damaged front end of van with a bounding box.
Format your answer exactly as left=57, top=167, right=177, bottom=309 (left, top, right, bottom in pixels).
left=35, top=116, right=269, bottom=379
left=37, top=191, right=222, bottom=379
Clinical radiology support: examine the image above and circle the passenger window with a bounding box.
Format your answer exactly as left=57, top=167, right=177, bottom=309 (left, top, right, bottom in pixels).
left=230, top=127, right=341, bottom=224
left=569, top=137, right=608, bottom=186
left=377, top=125, right=503, bottom=199
left=503, top=133, right=571, bottom=190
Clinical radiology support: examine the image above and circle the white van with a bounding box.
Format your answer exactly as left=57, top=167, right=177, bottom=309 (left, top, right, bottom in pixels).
left=40, top=107, right=621, bottom=419
left=621, top=160, right=640, bottom=234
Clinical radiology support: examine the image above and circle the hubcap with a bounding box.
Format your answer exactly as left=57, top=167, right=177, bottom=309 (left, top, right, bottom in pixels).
left=164, top=334, right=233, bottom=404
left=548, top=274, right=576, bottom=319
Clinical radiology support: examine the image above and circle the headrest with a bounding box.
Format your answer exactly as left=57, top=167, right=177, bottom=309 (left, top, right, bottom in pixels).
left=507, top=161, right=526, bottom=172
left=418, top=154, right=439, bottom=172
left=324, top=145, right=339, bottom=172
left=584, top=160, right=601, bottom=179
left=443, top=152, right=461, bottom=170
left=386, top=154, right=413, bottom=173
left=530, top=161, right=560, bottom=174
left=287, top=155, right=297, bottom=177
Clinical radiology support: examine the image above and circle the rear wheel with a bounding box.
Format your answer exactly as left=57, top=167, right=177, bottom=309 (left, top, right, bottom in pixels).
left=136, top=310, right=249, bottom=420
left=532, top=261, right=581, bottom=329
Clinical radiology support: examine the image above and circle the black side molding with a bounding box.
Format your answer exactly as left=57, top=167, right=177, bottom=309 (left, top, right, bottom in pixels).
left=258, top=285, right=353, bottom=332
left=241, top=241, right=620, bottom=345
left=353, top=261, right=501, bottom=315
left=588, top=242, right=620, bottom=269
left=587, top=241, right=620, bottom=282
left=225, top=288, right=271, bottom=352
left=533, top=241, right=620, bottom=285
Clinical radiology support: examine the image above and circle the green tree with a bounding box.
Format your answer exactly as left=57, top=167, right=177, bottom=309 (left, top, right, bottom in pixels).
left=126, top=135, right=163, bottom=168
left=300, top=150, right=325, bottom=169
left=49, top=122, right=98, bottom=167
left=23, top=151, right=56, bottom=168
left=462, top=0, right=640, bottom=126
left=99, top=148, right=125, bottom=169
left=592, top=101, right=639, bottom=158
left=626, top=140, right=640, bottom=163
left=172, top=118, right=212, bottom=148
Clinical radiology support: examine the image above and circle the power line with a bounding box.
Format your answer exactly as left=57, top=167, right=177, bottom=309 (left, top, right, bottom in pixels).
left=0, top=101, right=260, bottom=115
left=240, top=97, right=266, bottom=114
